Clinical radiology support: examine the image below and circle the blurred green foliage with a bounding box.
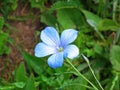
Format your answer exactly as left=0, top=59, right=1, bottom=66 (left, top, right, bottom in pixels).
left=0, top=17, right=10, bottom=55
left=0, top=0, right=120, bottom=90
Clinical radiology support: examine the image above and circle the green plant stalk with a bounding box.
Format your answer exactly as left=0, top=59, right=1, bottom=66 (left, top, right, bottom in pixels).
left=3, top=0, right=8, bottom=20
left=113, top=0, right=118, bottom=22
left=82, top=54, right=104, bottom=90
left=94, top=28, right=105, bottom=42
left=110, top=73, right=119, bottom=90
left=66, top=58, right=98, bottom=90
left=87, top=62, right=104, bottom=90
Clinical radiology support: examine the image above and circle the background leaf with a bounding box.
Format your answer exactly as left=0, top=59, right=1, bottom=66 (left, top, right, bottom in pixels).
left=110, top=45, right=120, bottom=71
left=14, top=82, right=25, bottom=89
left=25, top=75, right=36, bottom=90
left=51, top=0, right=83, bottom=10
left=98, top=19, right=120, bottom=31
left=22, top=52, right=46, bottom=75
left=0, top=32, right=9, bottom=55
left=14, top=63, right=27, bottom=82
left=81, top=10, right=101, bottom=28
left=0, top=17, right=4, bottom=30
left=41, top=12, right=57, bottom=27
left=57, top=8, right=85, bottom=29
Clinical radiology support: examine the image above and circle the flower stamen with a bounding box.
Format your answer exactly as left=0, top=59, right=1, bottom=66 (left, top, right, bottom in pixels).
left=57, top=47, right=63, bottom=52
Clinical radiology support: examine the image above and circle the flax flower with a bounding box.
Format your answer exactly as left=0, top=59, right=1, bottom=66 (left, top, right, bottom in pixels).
left=34, top=27, right=79, bottom=68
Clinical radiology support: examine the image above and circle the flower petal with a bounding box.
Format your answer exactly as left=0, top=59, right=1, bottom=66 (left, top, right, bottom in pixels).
left=47, top=52, right=64, bottom=68
left=64, top=45, right=79, bottom=59
left=60, top=29, right=78, bottom=47
left=34, top=42, right=56, bottom=57
left=41, top=27, right=60, bottom=46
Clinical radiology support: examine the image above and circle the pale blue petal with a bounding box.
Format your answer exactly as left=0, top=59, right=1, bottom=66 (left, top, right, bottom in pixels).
left=41, top=27, right=60, bottom=46
left=47, top=52, right=64, bottom=68
left=34, top=42, right=57, bottom=57
left=60, top=29, right=78, bottom=47
left=64, top=45, right=79, bottom=59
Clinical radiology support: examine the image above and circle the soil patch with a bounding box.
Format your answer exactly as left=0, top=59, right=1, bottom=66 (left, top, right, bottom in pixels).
left=0, top=3, right=41, bottom=80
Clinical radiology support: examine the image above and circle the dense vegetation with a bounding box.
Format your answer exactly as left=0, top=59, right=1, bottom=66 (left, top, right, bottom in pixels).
left=0, top=0, right=120, bottom=90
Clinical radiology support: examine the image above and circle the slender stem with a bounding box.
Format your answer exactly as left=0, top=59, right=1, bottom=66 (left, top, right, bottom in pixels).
left=110, top=73, right=118, bottom=90
left=82, top=54, right=104, bottom=90
left=66, top=58, right=98, bottom=90
left=88, top=62, right=104, bottom=90
left=113, top=0, right=118, bottom=22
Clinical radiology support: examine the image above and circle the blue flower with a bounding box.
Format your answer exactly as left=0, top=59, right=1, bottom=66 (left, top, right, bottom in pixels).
left=34, top=27, right=79, bottom=68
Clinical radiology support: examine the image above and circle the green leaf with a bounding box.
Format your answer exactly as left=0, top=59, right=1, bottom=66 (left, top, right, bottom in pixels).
left=14, top=63, right=27, bottom=82
left=81, top=10, right=101, bottom=28
left=25, top=75, right=36, bottom=90
left=22, top=52, right=46, bottom=75
left=113, top=29, right=120, bottom=44
left=81, top=10, right=120, bottom=31
left=41, top=12, right=57, bottom=27
left=14, top=82, right=25, bottom=88
left=81, top=10, right=105, bottom=40
left=98, top=19, right=120, bottom=31
left=0, top=86, right=14, bottom=90
left=61, top=77, right=88, bottom=90
left=51, top=0, right=83, bottom=10
left=0, top=17, right=4, bottom=31
left=77, top=62, right=89, bottom=72
left=0, top=32, right=9, bottom=55
left=57, top=8, right=85, bottom=29
left=0, top=17, right=10, bottom=55
left=9, top=0, right=18, bottom=10
left=29, top=0, right=47, bottom=12
left=57, top=9, right=75, bottom=29
left=94, top=44, right=104, bottom=55
left=110, top=45, right=120, bottom=71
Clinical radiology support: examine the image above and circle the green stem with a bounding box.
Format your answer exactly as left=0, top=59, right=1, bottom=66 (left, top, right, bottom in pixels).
left=110, top=73, right=118, bottom=90
left=82, top=54, right=104, bottom=90
left=113, top=0, right=118, bottom=22
left=66, top=58, right=98, bottom=90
